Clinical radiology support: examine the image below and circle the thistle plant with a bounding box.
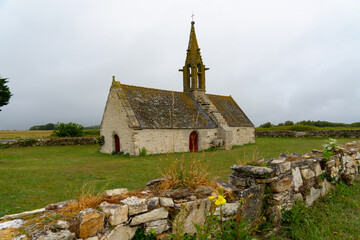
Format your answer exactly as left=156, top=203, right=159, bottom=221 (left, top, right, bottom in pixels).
left=322, top=138, right=341, bottom=161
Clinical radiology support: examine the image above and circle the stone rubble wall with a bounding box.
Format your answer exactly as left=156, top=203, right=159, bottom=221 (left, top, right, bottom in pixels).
left=229, top=141, right=360, bottom=224
left=1, top=137, right=97, bottom=148
left=256, top=129, right=360, bottom=138
left=1, top=142, right=359, bottom=240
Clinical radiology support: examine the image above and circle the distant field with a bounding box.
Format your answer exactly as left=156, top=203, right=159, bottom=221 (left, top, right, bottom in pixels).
left=0, top=130, right=53, bottom=139
left=0, top=129, right=99, bottom=140
left=0, top=137, right=357, bottom=217
left=256, top=126, right=360, bottom=131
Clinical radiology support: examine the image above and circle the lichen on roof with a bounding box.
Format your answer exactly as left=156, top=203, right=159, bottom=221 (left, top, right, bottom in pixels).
left=207, top=94, right=254, bottom=127
left=118, top=83, right=217, bottom=129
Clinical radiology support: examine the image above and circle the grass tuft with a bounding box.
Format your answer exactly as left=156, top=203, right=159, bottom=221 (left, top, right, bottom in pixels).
left=60, top=183, right=105, bottom=213
left=159, top=154, right=216, bottom=190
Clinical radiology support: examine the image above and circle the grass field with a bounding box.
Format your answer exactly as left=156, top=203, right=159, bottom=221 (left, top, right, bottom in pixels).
left=270, top=180, right=360, bottom=240
left=256, top=126, right=360, bottom=131
left=0, top=129, right=99, bottom=140
left=0, top=130, right=53, bottom=139
left=0, top=137, right=356, bottom=218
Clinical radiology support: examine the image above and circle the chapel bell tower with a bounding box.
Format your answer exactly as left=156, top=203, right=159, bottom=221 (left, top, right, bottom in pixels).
left=179, top=21, right=209, bottom=92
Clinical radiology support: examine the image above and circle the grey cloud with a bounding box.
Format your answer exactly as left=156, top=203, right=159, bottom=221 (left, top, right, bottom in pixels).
left=0, top=0, right=359, bottom=129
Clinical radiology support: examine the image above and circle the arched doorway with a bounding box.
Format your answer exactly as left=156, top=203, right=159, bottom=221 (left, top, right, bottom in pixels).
left=114, top=134, right=120, bottom=154
left=189, top=131, right=198, bottom=152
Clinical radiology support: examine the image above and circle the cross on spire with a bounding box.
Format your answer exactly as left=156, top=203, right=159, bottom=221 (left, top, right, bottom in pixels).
left=191, top=13, right=195, bottom=21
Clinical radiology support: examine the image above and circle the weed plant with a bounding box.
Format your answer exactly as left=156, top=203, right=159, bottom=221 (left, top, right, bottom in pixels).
left=168, top=191, right=257, bottom=240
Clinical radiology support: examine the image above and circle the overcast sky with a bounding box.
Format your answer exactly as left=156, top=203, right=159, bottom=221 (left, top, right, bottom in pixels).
left=0, top=0, right=359, bottom=130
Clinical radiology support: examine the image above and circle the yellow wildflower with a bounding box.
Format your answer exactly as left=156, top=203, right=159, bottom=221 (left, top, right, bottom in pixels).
left=208, top=196, right=215, bottom=201
left=248, top=194, right=254, bottom=198
left=215, top=195, right=226, bottom=206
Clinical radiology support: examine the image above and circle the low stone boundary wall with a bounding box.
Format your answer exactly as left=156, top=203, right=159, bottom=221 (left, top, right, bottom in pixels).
left=0, top=137, right=97, bottom=147
left=0, top=141, right=359, bottom=240
left=229, top=141, right=360, bottom=223
left=256, top=129, right=360, bottom=138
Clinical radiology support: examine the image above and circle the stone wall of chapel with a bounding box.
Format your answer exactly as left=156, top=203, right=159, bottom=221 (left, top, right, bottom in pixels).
left=133, top=129, right=218, bottom=155
left=228, top=127, right=255, bottom=146
left=100, top=87, right=135, bottom=155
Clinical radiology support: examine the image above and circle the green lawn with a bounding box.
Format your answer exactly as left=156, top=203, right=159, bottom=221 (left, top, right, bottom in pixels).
left=269, top=180, right=360, bottom=240
left=0, top=137, right=356, bottom=217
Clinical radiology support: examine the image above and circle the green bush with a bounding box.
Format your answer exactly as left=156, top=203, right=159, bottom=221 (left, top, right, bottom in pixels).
left=284, top=120, right=294, bottom=126
left=97, top=136, right=105, bottom=146
left=289, top=124, right=316, bottom=132
left=259, top=122, right=273, bottom=128
left=53, top=122, right=85, bottom=137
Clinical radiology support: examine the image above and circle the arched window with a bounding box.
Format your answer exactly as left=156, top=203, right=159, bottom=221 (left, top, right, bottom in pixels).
left=189, top=131, right=198, bottom=152
left=114, top=134, right=120, bottom=154
left=187, top=64, right=192, bottom=88
left=197, top=64, right=202, bottom=89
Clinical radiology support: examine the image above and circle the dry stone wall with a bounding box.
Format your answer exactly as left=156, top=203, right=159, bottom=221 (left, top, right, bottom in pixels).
left=1, top=141, right=359, bottom=240
left=256, top=129, right=360, bottom=138
left=1, top=137, right=96, bottom=148
left=229, top=140, right=360, bottom=224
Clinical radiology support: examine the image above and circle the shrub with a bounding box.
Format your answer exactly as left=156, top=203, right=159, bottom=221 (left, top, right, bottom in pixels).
left=53, top=122, right=85, bottom=137
left=288, top=124, right=316, bottom=132
left=284, top=120, right=294, bottom=126
left=259, top=122, right=273, bottom=128
left=96, top=135, right=105, bottom=146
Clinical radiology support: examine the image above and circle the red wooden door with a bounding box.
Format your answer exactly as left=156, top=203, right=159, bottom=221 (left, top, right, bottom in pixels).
left=114, top=135, right=120, bottom=153
left=189, top=131, right=198, bottom=152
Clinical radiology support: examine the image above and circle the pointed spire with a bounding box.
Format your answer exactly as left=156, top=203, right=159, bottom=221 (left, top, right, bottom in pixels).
left=187, top=21, right=200, bottom=56
left=179, top=21, right=209, bottom=92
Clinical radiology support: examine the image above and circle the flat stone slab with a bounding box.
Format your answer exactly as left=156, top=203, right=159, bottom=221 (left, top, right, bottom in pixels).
left=0, top=219, right=24, bottom=230
left=146, top=177, right=166, bottom=187
left=130, top=207, right=168, bottom=226
left=231, top=165, right=274, bottom=178
left=0, top=208, right=45, bottom=220
left=103, top=188, right=128, bottom=197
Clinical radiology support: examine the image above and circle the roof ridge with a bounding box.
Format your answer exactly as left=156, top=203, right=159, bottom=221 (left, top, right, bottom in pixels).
left=206, top=93, right=231, bottom=98
left=118, top=82, right=184, bottom=94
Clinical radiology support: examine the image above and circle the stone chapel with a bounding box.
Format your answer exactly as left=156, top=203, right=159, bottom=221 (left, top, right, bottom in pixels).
left=100, top=21, right=254, bottom=155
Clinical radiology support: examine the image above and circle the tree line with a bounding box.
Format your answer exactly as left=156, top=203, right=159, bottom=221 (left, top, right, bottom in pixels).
left=259, top=120, right=360, bottom=128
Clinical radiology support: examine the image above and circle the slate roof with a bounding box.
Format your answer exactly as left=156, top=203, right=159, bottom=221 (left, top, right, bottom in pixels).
left=206, top=94, right=254, bottom=127
left=119, top=84, right=217, bottom=129
left=115, top=82, right=253, bottom=129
